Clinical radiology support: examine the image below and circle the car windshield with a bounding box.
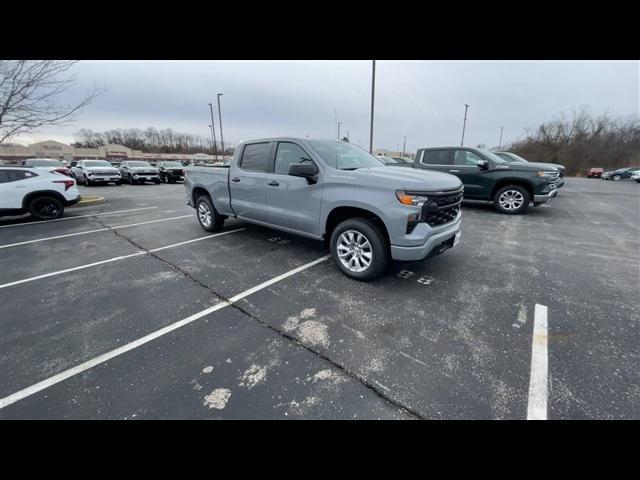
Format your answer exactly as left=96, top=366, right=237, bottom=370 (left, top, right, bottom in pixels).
left=478, top=149, right=507, bottom=164
left=28, top=159, right=62, bottom=167
left=84, top=160, right=113, bottom=167
left=162, top=162, right=183, bottom=167
left=308, top=140, right=383, bottom=170
left=128, top=161, right=153, bottom=167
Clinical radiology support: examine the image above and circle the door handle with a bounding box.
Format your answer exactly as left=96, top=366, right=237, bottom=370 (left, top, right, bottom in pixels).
left=449, top=169, right=460, bottom=173
left=267, top=181, right=279, bottom=187
left=231, top=177, right=240, bottom=182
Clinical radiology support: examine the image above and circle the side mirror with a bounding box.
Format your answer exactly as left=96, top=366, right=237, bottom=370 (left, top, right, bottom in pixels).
left=288, top=162, right=319, bottom=184
left=478, top=160, right=489, bottom=170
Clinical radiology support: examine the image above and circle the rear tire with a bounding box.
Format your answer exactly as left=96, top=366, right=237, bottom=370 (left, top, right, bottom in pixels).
left=28, top=196, right=64, bottom=220
left=493, top=185, right=530, bottom=214
left=195, top=195, right=224, bottom=232
left=330, top=217, right=388, bottom=281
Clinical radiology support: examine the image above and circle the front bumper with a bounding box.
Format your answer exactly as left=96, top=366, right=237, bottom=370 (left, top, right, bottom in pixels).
left=390, top=214, right=461, bottom=261
left=533, top=188, right=558, bottom=203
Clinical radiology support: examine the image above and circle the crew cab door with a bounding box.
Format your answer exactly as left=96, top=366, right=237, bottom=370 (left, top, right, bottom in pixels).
left=0, top=169, right=38, bottom=209
left=265, top=141, right=323, bottom=236
left=416, top=149, right=453, bottom=175
left=228, top=142, right=271, bottom=222
left=450, top=149, right=494, bottom=199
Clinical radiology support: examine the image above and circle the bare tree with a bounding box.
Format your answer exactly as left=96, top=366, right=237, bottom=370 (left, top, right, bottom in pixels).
left=0, top=60, right=107, bottom=144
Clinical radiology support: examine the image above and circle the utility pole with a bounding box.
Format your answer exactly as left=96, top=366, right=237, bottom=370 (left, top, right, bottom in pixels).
left=217, top=93, right=224, bottom=160
left=369, top=60, right=376, bottom=154
left=461, top=104, right=470, bottom=146
left=208, top=103, right=218, bottom=161
left=498, top=126, right=504, bottom=150
left=334, top=109, right=338, bottom=139
left=347, top=130, right=350, bottom=141
left=402, top=136, right=406, bottom=158
left=338, top=122, right=343, bottom=140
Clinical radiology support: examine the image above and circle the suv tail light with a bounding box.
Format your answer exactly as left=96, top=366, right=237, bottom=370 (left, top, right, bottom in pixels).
left=53, top=179, right=75, bottom=191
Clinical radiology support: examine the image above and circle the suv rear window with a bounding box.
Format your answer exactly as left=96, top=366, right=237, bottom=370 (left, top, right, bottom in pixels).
left=240, top=143, right=270, bottom=172
left=421, top=150, right=451, bottom=165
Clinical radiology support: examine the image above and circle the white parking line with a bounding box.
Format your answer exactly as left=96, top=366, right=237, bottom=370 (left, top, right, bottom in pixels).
left=0, top=228, right=246, bottom=289
left=0, top=254, right=330, bottom=410
left=0, top=215, right=192, bottom=249
left=527, top=304, right=548, bottom=420
left=0, top=207, right=158, bottom=229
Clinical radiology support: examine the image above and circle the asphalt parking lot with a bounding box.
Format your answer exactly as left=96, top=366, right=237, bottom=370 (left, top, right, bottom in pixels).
left=1, top=178, right=638, bottom=419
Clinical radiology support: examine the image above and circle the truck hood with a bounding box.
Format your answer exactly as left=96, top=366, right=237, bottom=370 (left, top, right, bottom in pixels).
left=351, top=166, right=463, bottom=191
left=128, top=167, right=158, bottom=173
left=503, top=162, right=558, bottom=172
left=85, top=167, right=119, bottom=174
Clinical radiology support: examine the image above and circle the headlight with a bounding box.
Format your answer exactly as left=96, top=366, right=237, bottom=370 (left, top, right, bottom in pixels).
left=537, top=171, right=556, bottom=178
left=396, top=191, right=429, bottom=206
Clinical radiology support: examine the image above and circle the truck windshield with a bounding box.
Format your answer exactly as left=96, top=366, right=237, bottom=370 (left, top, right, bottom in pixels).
left=478, top=149, right=508, bottom=164
left=308, top=140, right=383, bottom=170
left=84, top=161, right=113, bottom=167
left=128, top=161, right=153, bottom=167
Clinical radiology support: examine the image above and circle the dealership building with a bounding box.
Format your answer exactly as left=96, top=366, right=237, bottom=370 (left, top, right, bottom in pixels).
left=0, top=140, right=224, bottom=164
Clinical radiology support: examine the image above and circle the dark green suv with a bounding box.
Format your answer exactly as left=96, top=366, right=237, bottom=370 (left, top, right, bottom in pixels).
left=414, top=147, right=559, bottom=214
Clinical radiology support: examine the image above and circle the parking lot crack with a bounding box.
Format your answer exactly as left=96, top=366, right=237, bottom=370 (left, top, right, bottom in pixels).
left=91, top=216, right=423, bottom=419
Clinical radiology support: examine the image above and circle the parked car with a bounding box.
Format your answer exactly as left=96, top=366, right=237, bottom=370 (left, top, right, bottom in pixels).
left=19, top=158, right=73, bottom=177
left=0, top=167, right=80, bottom=220
left=602, top=167, right=640, bottom=181
left=156, top=161, right=186, bottom=183
left=587, top=167, right=604, bottom=178
left=70, top=160, right=122, bottom=186
left=185, top=138, right=463, bottom=281
left=376, top=155, right=411, bottom=167
left=392, top=157, right=414, bottom=164
left=413, top=146, right=560, bottom=214
left=494, top=151, right=565, bottom=188
left=118, top=161, right=160, bottom=184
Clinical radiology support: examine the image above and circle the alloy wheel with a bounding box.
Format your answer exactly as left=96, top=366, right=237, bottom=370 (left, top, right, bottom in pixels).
left=336, top=230, right=373, bottom=273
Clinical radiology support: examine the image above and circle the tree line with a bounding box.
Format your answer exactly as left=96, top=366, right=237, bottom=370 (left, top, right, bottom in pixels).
left=71, top=127, right=234, bottom=156
left=505, top=107, right=640, bottom=176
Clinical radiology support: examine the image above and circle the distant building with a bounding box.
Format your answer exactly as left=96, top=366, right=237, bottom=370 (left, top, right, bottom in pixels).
left=0, top=139, right=231, bottom=164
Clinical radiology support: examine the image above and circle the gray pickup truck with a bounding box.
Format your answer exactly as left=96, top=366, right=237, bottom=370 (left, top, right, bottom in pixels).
left=184, top=138, right=463, bottom=280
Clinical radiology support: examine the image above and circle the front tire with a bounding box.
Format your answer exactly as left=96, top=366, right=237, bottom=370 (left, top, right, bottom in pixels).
left=613, top=175, right=622, bottom=181
left=330, top=218, right=388, bottom=281
left=195, top=195, right=224, bottom=232
left=28, top=196, right=64, bottom=220
left=83, top=175, right=92, bottom=186
left=493, top=185, right=530, bottom=214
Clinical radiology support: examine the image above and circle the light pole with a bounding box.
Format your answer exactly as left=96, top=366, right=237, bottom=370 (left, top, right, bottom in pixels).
left=338, top=122, right=343, bottom=140
left=461, top=104, right=470, bottom=147
left=208, top=103, right=218, bottom=161
left=498, top=126, right=504, bottom=150
left=217, top=93, right=225, bottom=160
left=402, top=136, right=406, bottom=158
left=347, top=130, right=350, bottom=142
left=369, top=60, right=376, bottom=154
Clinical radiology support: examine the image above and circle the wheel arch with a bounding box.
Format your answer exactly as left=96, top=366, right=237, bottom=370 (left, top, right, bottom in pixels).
left=22, top=190, right=67, bottom=210
left=324, top=205, right=390, bottom=248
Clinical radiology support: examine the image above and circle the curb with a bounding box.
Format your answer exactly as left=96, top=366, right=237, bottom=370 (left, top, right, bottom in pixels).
left=73, top=195, right=106, bottom=208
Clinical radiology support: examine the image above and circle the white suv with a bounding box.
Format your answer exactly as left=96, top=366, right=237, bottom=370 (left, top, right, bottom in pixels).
left=70, top=159, right=122, bottom=186
left=0, top=167, right=81, bottom=220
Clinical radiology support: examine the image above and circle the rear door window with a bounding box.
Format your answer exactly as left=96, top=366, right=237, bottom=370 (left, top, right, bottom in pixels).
left=421, top=149, right=451, bottom=165
left=239, top=143, right=271, bottom=172
left=2, top=170, right=37, bottom=182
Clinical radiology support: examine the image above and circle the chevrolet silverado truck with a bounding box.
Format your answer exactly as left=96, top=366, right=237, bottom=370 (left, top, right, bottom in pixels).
left=184, top=138, right=463, bottom=281
left=414, top=146, right=560, bottom=214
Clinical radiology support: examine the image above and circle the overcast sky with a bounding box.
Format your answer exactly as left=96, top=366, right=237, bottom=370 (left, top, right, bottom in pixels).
left=12, top=60, right=639, bottom=153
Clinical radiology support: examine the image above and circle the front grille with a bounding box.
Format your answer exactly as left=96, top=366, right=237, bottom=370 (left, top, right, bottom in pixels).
left=94, top=172, right=117, bottom=177
left=418, top=187, right=463, bottom=227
